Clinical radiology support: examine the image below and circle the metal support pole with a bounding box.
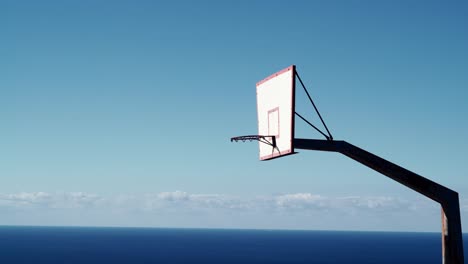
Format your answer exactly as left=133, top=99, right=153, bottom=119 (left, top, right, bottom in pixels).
left=443, top=207, right=449, bottom=264
left=294, top=138, right=464, bottom=264
left=441, top=196, right=464, bottom=264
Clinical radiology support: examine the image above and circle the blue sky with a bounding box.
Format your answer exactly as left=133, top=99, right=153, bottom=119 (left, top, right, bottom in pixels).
left=1, top=1, right=468, bottom=231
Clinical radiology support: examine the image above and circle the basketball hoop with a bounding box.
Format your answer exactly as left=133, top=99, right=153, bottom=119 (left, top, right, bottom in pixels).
left=231, top=135, right=282, bottom=157
left=230, top=65, right=465, bottom=263
left=230, top=135, right=277, bottom=148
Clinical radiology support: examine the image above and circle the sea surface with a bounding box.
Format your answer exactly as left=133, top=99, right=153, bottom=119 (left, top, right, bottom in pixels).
left=0, top=226, right=463, bottom=263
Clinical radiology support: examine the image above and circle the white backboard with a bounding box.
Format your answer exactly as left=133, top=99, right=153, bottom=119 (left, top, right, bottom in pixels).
left=256, top=65, right=295, bottom=160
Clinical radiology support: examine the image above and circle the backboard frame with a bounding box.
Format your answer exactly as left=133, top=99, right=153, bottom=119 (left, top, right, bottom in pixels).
left=256, top=65, right=296, bottom=161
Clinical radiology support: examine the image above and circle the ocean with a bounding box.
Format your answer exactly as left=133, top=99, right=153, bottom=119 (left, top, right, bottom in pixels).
left=0, top=226, right=459, bottom=263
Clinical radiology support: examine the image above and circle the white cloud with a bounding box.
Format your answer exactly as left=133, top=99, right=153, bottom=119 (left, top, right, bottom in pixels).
left=271, top=193, right=420, bottom=215
left=157, top=190, right=190, bottom=201
left=0, top=192, right=103, bottom=209
left=0, top=191, right=437, bottom=213
left=275, top=193, right=327, bottom=210
left=143, top=191, right=252, bottom=211
left=0, top=191, right=453, bottom=231
left=460, top=199, right=468, bottom=212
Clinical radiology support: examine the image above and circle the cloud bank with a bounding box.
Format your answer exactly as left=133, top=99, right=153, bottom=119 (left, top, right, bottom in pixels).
left=0, top=191, right=453, bottom=231
left=0, top=191, right=435, bottom=213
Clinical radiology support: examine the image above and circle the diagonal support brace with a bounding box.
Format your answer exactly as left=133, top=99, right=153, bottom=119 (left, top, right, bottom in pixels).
left=294, top=138, right=464, bottom=264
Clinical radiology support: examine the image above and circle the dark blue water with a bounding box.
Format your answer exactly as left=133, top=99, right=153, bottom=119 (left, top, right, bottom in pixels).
left=0, top=226, right=460, bottom=263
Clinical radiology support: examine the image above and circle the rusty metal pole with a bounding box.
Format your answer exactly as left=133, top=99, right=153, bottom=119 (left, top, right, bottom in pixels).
left=293, top=138, right=464, bottom=264
left=442, top=195, right=464, bottom=264
left=443, top=207, right=449, bottom=264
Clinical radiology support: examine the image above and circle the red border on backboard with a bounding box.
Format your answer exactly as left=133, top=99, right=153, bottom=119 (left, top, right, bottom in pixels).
left=256, top=65, right=296, bottom=161
left=256, top=65, right=295, bottom=87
